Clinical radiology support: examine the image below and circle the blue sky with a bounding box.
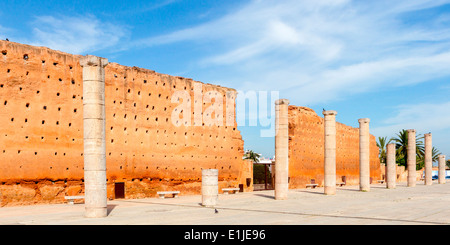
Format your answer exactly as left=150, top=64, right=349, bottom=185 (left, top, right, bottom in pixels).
left=2, top=0, right=450, bottom=159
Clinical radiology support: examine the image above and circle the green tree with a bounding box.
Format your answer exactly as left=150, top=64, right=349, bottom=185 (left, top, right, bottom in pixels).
left=390, top=129, right=424, bottom=170
left=432, top=147, right=442, bottom=163
left=418, top=147, right=442, bottom=168
left=376, top=136, right=391, bottom=164
left=390, top=129, right=407, bottom=165
left=244, top=150, right=261, bottom=163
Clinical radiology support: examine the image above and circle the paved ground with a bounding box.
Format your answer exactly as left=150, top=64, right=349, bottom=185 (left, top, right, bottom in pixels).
left=1, top=181, right=450, bottom=225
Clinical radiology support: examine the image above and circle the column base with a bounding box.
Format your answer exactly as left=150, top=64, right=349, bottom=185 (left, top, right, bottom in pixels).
left=202, top=194, right=218, bottom=207
left=324, top=186, right=335, bottom=195
left=275, top=196, right=288, bottom=200
left=85, top=207, right=107, bottom=218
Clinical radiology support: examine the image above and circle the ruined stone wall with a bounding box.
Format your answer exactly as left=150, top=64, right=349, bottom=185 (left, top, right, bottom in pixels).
left=288, top=105, right=381, bottom=188
left=0, top=41, right=247, bottom=206
left=380, top=164, right=425, bottom=183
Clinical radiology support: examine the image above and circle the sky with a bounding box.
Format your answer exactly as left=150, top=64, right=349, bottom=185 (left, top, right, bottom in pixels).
left=1, top=0, right=450, bottom=159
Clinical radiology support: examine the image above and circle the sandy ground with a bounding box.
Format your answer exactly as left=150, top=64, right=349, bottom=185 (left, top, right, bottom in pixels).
left=1, top=181, right=449, bottom=225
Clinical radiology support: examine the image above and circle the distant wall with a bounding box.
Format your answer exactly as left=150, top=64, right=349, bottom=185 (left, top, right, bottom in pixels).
left=288, top=105, right=381, bottom=188
left=380, top=164, right=427, bottom=182
left=0, top=41, right=248, bottom=206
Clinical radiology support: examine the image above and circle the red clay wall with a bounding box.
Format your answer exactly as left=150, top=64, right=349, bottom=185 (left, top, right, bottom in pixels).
left=288, top=105, right=381, bottom=188
left=0, top=41, right=249, bottom=206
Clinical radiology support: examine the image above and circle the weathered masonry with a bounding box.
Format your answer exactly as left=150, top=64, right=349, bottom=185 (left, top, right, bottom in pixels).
left=0, top=41, right=250, bottom=206
left=287, top=106, right=381, bottom=188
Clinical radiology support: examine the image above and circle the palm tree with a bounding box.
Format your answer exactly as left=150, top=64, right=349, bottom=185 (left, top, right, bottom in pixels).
left=244, top=150, right=261, bottom=163
left=390, top=129, right=424, bottom=170
left=376, top=136, right=391, bottom=164
left=390, top=129, right=408, bottom=165
left=417, top=147, right=442, bottom=169
left=432, top=147, right=442, bottom=163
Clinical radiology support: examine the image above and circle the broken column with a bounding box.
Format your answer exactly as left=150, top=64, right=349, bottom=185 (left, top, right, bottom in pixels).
left=80, top=55, right=109, bottom=218
left=358, top=118, right=370, bottom=192
left=202, top=169, right=218, bottom=207
left=274, top=99, right=289, bottom=200
left=323, top=110, right=337, bottom=195
left=407, top=129, right=416, bottom=187
left=438, top=155, right=446, bottom=184
left=424, top=133, right=432, bottom=186
left=386, top=143, right=396, bottom=189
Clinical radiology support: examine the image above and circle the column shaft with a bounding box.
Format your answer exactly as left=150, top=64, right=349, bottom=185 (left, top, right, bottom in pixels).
left=359, top=118, right=370, bottom=192
left=274, top=99, right=289, bottom=200
left=202, top=169, right=218, bottom=207
left=438, top=155, right=446, bottom=184
left=386, top=143, right=396, bottom=189
left=80, top=55, right=108, bottom=218
left=407, top=129, right=416, bottom=187
left=323, top=110, right=337, bottom=195
left=424, top=133, right=432, bottom=185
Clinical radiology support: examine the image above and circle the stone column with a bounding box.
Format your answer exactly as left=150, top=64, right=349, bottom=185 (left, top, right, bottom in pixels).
left=407, top=129, right=416, bottom=187
left=424, top=133, right=432, bottom=185
left=386, top=143, right=396, bottom=189
left=323, top=110, right=337, bottom=195
left=358, top=118, right=370, bottom=192
left=438, top=155, right=446, bottom=184
left=202, top=169, right=218, bottom=207
left=80, top=55, right=108, bottom=218
left=274, top=99, right=289, bottom=200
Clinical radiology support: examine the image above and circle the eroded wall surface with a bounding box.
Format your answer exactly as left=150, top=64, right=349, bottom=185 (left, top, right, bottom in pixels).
left=288, top=106, right=381, bottom=188
left=0, top=41, right=248, bottom=206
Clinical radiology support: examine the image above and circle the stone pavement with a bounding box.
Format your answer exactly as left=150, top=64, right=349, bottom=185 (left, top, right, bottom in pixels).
left=1, top=181, right=450, bottom=225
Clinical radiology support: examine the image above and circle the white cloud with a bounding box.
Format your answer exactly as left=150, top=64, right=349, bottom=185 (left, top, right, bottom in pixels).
left=371, top=101, right=450, bottom=157
left=286, top=51, right=450, bottom=105
left=375, top=102, right=450, bottom=133
left=29, top=15, right=128, bottom=55
left=129, top=0, right=450, bottom=106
